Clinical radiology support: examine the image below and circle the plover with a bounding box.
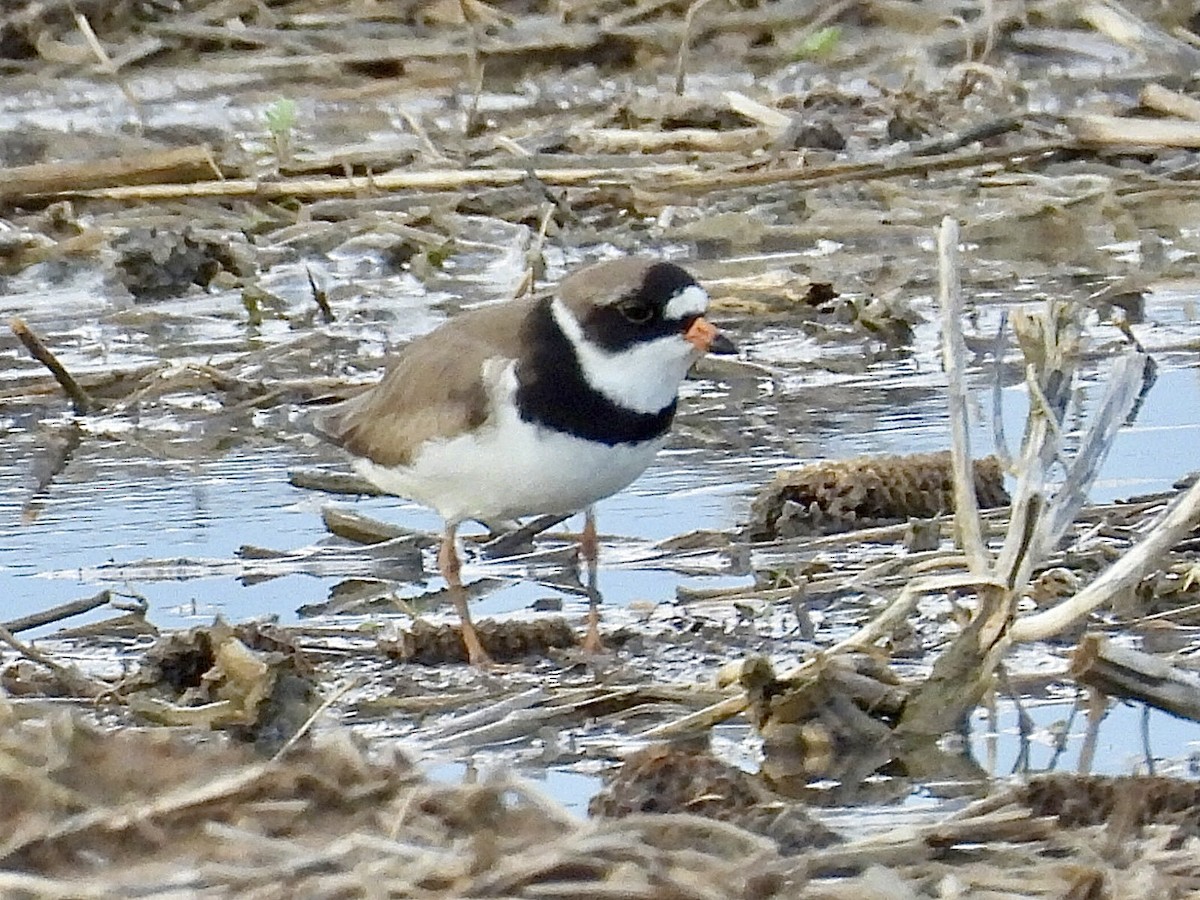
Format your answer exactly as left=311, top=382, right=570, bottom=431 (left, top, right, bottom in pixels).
left=316, top=257, right=735, bottom=664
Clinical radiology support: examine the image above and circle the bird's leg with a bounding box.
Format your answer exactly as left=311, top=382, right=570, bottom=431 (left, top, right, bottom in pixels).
left=580, top=506, right=604, bottom=653
left=439, top=524, right=492, bottom=666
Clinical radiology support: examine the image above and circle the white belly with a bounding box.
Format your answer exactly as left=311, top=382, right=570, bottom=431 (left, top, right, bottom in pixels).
left=355, top=393, right=663, bottom=526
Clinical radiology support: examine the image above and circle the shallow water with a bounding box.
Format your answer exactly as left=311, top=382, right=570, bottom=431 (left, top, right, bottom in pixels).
left=3, top=262, right=1198, bottom=649
left=8, top=354, right=1196, bottom=631
left=3, top=58, right=1200, bottom=806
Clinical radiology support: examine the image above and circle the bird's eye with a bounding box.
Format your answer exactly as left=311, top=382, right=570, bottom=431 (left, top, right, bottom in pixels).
left=618, top=301, right=654, bottom=324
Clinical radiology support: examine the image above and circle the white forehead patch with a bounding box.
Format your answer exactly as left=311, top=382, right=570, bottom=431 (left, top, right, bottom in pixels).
left=663, top=284, right=710, bottom=321
left=552, top=298, right=698, bottom=415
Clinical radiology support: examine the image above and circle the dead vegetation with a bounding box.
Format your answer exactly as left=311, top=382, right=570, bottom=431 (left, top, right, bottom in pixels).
left=745, top=451, right=1011, bottom=540
left=5, top=0, right=1200, bottom=897
left=5, top=692, right=1200, bottom=897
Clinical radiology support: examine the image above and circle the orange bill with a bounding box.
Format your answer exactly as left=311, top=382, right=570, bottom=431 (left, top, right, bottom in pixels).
left=683, top=316, right=736, bottom=354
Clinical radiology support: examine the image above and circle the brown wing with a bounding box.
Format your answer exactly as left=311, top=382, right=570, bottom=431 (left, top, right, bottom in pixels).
left=315, top=298, right=535, bottom=468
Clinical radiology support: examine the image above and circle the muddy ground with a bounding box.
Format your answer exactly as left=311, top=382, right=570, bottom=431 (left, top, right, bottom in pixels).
left=3, top=0, right=1200, bottom=896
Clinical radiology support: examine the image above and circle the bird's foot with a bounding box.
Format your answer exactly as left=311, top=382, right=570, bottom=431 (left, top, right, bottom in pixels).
left=580, top=609, right=605, bottom=654
left=461, top=624, right=494, bottom=668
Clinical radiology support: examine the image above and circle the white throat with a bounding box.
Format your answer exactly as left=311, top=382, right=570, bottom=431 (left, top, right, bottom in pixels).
left=551, top=296, right=700, bottom=415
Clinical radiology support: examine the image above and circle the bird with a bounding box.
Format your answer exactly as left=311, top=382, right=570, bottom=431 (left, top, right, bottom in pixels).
left=314, top=257, right=736, bottom=665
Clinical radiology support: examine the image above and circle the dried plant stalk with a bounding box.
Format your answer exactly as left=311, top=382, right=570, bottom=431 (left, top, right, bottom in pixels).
left=1011, top=478, right=1200, bottom=642
left=0, top=146, right=218, bottom=200
left=937, top=216, right=990, bottom=574
left=9, top=319, right=97, bottom=415
left=900, top=235, right=1153, bottom=734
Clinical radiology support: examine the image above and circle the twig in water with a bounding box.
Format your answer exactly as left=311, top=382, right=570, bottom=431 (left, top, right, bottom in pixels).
left=1141, top=705, right=1155, bottom=775
left=1071, top=633, right=1200, bottom=723
left=912, top=116, right=1023, bottom=156
left=641, top=569, right=1006, bottom=739
left=460, top=0, right=485, bottom=137
left=395, top=105, right=446, bottom=161
left=305, top=265, right=334, bottom=323
left=1, top=590, right=113, bottom=634
left=991, top=302, right=1082, bottom=591
left=995, top=664, right=1034, bottom=774
left=21, top=420, right=83, bottom=523
left=645, top=218, right=1165, bottom=740
left=481, top=513, right=571, bottom=557
left=1044, top=690, right=1079, bottom=772
left=0, top=624, right=111, bottom=699
left=10, top=318, right=97, bottom=415
left=1077, top=687, right=1107, bottom=775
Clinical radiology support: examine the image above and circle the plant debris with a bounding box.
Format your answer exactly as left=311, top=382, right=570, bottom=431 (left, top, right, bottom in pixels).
left=746, top=451, right=1010, bottom=539
left=380, top=617, right=579, bottom=665
left=590, top=741, right=843, bottom=854
left=119, top=619, right=319, bottom=748
left=6, top=0, right=1200, bottom=895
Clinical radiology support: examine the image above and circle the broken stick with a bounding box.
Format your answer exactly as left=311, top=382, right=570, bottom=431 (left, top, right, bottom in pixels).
left=1071, top=633, right=1200, bottom=723
left=9, top=318, right=97, bottom=415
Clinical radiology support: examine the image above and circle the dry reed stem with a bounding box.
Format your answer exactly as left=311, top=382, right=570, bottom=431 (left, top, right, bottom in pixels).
left=1011, top=477, right=1200, bottom=642
left=57, top=164, right=695, bottom=201
left=674, top=0, right=722, bottom=95
left=74, top=11, right=143, bottom=119
left=992, top=303, right=1079, bottom=592
left=647, top=208, right=1171, bottom=738
left=722, top=90, right=790, bottom=130
left=7, top=140, right=1076, bottom=207
left=1071, top=634, right=1200, bottom=722
left=270, top=677, right=358, bottom=762
left=1071, top=113, right=1200, bottom=147
left=661, top=139, right=1071, bottom=193
left=1037, top=350, right=1146, bottom=549
left=583, top=126, right=770, bottom=153
left=0, top=146, right=219, bottom=199
left=937, top=216, right=990, bottom=574
left=1140, top=83, right=1200, bottom=122
left=1079, top=0, right=1200, bottom=67
left=641, top=565, right=1011, bottom=739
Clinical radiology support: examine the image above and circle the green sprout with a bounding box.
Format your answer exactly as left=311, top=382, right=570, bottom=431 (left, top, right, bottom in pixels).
left=264, top=98, right=297, bottom=168
left=794, top=26, right=842, bottom=60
